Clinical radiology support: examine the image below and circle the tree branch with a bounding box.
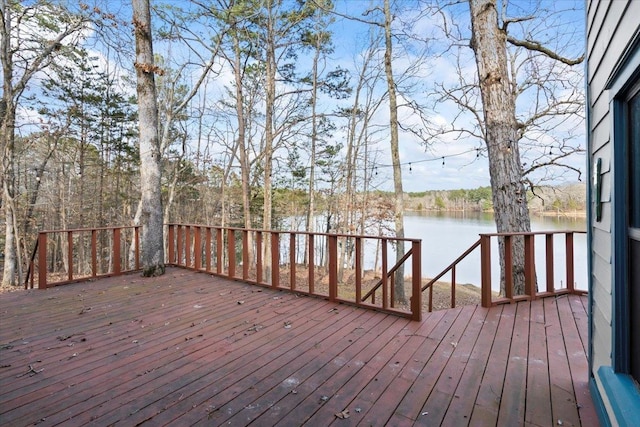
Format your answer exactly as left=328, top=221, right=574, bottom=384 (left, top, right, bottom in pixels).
left=506, top=36, right=584, bottom=65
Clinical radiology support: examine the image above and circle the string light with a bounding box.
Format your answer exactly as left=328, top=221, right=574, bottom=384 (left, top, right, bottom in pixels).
left=371, top=147, right=478, bottom=170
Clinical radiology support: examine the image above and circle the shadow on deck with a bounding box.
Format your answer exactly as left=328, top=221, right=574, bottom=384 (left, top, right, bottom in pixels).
left=0, top=268, right=597, bottom=426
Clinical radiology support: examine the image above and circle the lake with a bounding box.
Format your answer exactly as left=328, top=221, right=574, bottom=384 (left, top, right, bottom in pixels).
left=404, top=211, right=588, bottom=292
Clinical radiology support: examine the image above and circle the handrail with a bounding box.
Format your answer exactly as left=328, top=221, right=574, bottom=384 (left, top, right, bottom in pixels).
left=361, top=247, right=413, bottom=302
left=422, top=239, right=481, bottom=292
left=421, top=238, right=481, bottom=312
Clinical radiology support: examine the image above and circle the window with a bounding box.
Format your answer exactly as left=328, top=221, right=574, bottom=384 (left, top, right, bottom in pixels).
left=627, top=83, right=640, bottom=384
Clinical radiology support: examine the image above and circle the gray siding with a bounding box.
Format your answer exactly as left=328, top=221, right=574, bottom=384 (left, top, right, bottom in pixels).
left=587, top=0, right=640, bottom=397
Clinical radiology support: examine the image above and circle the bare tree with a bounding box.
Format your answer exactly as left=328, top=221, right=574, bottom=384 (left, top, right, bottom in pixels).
left=132, top=0, right=164, bottom=276
left=383, top=0, right=407, bottom=303
left=468, top=0, right=583, bottom=293
left=417, top=0, right=585, bottom=294
left=1, top=0, right=86, bottom=286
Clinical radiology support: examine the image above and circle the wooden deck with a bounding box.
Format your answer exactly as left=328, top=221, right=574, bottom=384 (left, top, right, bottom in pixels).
left=0, top=268, right=597, bottom=426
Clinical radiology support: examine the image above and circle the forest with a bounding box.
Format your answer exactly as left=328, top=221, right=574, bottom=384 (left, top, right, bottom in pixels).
left=1, top=0, right=586, bottom=286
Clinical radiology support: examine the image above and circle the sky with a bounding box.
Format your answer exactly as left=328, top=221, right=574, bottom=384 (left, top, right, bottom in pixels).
left=320, top=0, right=587, bottom=192
left=19, top=0, right=587, bottom=193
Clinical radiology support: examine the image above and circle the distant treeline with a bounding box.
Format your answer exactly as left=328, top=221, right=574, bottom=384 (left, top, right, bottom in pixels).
left=401, top=183, right=586, bottom=214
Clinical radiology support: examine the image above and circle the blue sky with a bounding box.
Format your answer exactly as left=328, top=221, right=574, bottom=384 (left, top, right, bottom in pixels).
left=21, top=0, right=586, bottom=193
left=318, top=0, right=587, bottom=192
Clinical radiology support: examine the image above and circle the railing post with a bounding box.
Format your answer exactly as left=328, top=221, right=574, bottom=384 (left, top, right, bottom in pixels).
left=355, top=237, right=362, bottom=304
left=480, top=234, right=492, bottom=307
left=91, top=229, right=97, bottom=277
left=168, top=224, right=175, bottom=265
left=290, top=233, right=296, bottom=290
left=113, top=228, right=121, bottom=275
left=271, top=231, right=279, bottom=288
left=308, top=235, right=315, bottom=294
left=545, top=233, right=555, bottom=293
left=228, top=229, right=236, bottom=278
left=328, top=235, right=337, bottom=302
left=566, top=232, right=575, bottom=292
left=216, top=228, right=223, bottom=274
left=256, top=231, right=263, bottom=284
left=177, top=226, right=184, bottom=266
left=205, top=227, right=212, bottom=272
left=524, top=234, right=535, bottom=297
left=504, top=235, right=513, bottom=301
left=67, top=231, right=73, bottom=282
left=411, top=240, right=422, bottom=321
left=242, top=230, right=249, bottom=280
left=134, top=227, right=140, bottom=270
left=194, top=226, right=201, bottom=270
left=451, top=265, right=456, bottom=308
left=38, top=232, right=47, bottom=289
left=185, top=226, right=192, bottom=268
left=382, top=238, right=388, bottom=310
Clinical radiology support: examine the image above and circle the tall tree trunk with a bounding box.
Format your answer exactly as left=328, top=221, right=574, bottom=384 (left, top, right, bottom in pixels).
left=469, top=0, right=531, bottom=295
left=132, top=0, right=164, bottom=277
left=1, top=0, right=16, bottom=285
left=305, top=33, right=321, bottom=265
left=262, top=5, right=276, bottom=282
left=1, top=102, right=19, bottom=286
left=384, top=0, right=406, bottom=304
left=1, top=0, right=85, bottom=286
left=232, top=31, right=253, bottom=260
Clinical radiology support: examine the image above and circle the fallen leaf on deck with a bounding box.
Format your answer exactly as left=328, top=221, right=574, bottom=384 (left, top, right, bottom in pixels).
left=335, top=410, right=350, bottom=419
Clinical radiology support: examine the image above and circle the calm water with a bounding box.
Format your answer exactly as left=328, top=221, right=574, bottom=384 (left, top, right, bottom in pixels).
left=404, top=211, right=588, bottom=292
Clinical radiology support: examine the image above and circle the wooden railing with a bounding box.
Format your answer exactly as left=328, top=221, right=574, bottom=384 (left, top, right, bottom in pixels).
left=424, top=230, right=587, bottom=308
left=25, top=226, right=141, bottom=289
left=165, top=224, right=423, bottom=321
left=24, top=225, right=585, bottom=317
left=422, top=239, right=481, bottom=312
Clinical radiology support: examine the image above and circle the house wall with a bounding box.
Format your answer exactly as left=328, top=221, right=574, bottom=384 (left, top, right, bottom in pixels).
left=587, top=0, right=640, bottom=423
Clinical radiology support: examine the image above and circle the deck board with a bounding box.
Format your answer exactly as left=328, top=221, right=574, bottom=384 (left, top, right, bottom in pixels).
left=0, top=268, right=598, bottom=426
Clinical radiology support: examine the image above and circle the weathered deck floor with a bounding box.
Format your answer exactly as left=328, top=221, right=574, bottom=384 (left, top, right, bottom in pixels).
left=1, top=268, right=597, bottom=426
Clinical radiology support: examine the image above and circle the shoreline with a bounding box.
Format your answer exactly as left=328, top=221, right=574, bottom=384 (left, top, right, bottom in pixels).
left=404, top=208, right=587, bottom=218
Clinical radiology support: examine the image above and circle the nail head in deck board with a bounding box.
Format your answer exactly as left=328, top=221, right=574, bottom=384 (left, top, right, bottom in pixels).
left=0, top=269, right=597, bottom=426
